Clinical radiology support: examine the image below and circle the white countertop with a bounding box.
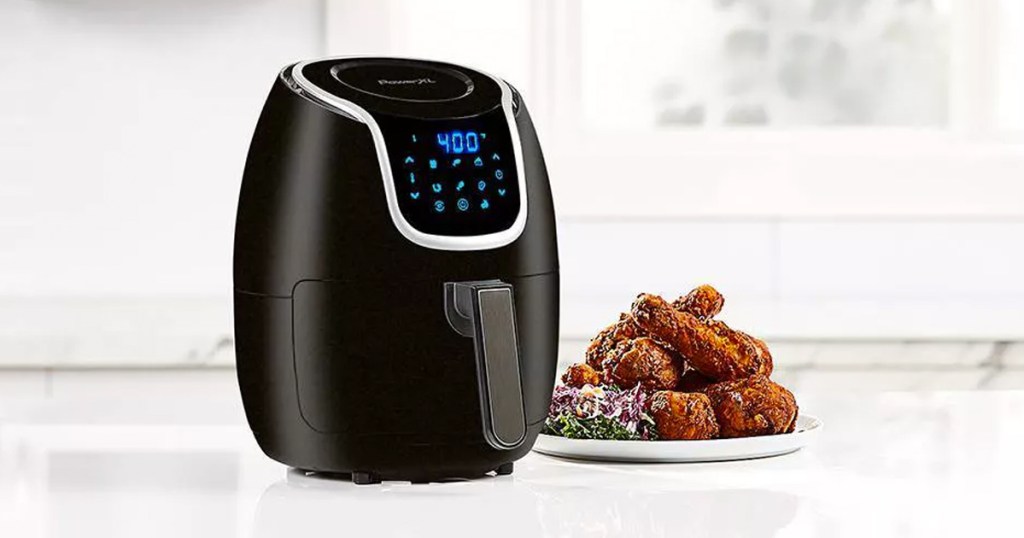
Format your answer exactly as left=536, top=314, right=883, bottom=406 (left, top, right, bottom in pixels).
left=2, top=390, right=1023, bottom=537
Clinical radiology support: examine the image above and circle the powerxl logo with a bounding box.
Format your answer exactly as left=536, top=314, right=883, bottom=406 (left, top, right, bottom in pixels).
left=377, top=78, right=437, bottom=86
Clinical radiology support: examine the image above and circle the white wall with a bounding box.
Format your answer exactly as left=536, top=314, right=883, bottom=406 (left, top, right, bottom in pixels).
left=0, top=0, right=323, bottom=296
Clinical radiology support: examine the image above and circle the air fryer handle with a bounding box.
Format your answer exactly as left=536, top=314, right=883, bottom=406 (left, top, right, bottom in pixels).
left=445, top=280, right=527, bottom=450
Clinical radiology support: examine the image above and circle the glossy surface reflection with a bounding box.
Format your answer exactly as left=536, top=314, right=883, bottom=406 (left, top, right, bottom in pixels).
left=1, top=392, right=1023, bottom=537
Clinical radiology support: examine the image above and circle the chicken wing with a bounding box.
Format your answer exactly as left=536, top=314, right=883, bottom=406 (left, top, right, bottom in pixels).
left=561, top=363, right=602, bottom=388
left=630, top=293, right=770, bottom=381
left=735, top=328, right=774, bottom=377
left=704, top=375, right=798, bottom=438
left=603, top=337, right=683, bottom=391
left=649, top=391, right=720, bottom=440
left=584, top=313, right=640, bottom=369
left=672, top=284, right=724, bottom=320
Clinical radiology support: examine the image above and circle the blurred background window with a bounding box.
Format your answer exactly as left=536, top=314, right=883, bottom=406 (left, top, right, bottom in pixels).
left=582, top=0, right=951, bottom=129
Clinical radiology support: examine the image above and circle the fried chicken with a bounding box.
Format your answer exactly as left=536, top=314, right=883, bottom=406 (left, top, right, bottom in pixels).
left=584, top=285, right=730, bottom=371
left=672, top=284, right=724, bottom=320
left=558, top=286, right=798, bottom=442
left=561, top=363, right=602, bottom=388
left=603, top=337, right=684, bottom=391
left=630, top=294, right=771, bottom=381
left=736, top=328, right=774, bottom=377
left=649, top=391, right=720, bottom=440
left=584, top=313, right=640, bottom=369
left=704, top=375, right=798, bottom=438
left=673, top=285, right=774, bottom=377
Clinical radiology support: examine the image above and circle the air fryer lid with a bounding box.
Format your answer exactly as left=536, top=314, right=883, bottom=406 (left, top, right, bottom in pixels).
left=293, top=57, right=504, bottom=119
left=332, top=60, right=474, bottom=102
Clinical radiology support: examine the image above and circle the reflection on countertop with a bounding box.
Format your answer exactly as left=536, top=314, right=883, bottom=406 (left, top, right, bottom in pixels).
left=1, top=391, right=1023, bottom=537
left=255, top=468, right=801, bottom=538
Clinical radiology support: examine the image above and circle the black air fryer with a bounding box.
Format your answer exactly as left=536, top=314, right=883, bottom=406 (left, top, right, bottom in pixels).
left=233, top=57, right=559, bottom=484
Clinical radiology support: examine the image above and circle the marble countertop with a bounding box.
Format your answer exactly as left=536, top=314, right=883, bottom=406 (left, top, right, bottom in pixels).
left=1, top=390, right=1022, bottom=537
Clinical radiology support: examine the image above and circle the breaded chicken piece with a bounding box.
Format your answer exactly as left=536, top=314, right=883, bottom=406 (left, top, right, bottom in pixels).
left=584, top=314, right=640, bottom=369
left=736, top=328, right=774, bottom=377
left=603, top=337, right=683, bottom=391
left=631, top=294, right=770, bottom=381
left=561, top=363, right=602, bottom=388
left=699, top=321, right=775, bottom=378
left=649, top=391, right=720, bottom=440
left=672, top=284, right=724, bottom=320
left=704, top=375, right=798, bottom=438
left=584, top=285, right=723, bottom=372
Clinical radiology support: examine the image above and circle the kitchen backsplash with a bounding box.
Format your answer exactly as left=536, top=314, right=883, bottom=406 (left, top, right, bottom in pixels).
left=558, top=217, right=1024, bottom=340
left=2, top=217, right=1024, bottom=370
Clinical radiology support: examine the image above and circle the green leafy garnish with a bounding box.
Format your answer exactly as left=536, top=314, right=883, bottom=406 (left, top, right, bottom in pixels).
left=544, top=413, right=643, bottom=441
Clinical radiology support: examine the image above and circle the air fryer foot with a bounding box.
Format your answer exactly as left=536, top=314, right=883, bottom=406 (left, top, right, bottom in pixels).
left=495, top=462, right=514, bottom=476
left=351, top=471, right=381, bottom=485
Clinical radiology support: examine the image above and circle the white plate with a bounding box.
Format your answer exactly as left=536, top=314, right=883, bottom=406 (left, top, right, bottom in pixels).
left=532, top=414, right=821, bottom=463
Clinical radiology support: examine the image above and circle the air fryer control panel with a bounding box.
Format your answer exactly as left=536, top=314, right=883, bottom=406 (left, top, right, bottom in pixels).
left=376, top=110, right=520, bottom=237
left=291, top=57, right=527, bottom=246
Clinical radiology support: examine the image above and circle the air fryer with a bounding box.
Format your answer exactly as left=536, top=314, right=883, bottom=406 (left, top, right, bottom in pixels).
left=233, top=57, right=559, bottom=484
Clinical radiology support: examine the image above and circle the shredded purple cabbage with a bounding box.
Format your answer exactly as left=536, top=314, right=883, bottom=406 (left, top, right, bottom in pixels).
left=548, top=384, right=655, bottom=439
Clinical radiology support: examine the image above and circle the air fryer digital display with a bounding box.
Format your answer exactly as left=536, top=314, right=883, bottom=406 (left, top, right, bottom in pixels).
left=377, top=108, right=521, bottom=237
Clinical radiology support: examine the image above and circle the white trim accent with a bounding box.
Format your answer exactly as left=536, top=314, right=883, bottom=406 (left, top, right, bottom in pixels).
left=290, top=57, right=529, bottom=251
